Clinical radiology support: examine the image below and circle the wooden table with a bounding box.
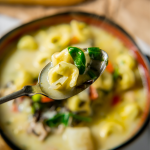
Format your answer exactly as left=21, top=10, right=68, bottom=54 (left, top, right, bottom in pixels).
left=0, top=0, right=150, bottom=45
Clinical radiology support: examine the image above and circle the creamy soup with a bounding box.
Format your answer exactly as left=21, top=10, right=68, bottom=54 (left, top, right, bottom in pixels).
left=0, top=20, right=147, bottom=150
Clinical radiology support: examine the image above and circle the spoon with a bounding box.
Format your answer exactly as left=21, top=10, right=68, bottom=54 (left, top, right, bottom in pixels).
left=0, top=49, right=108, bottom=104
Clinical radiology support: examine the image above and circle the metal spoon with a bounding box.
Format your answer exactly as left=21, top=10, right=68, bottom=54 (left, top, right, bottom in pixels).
left=0, top=50, right=108, bottom=104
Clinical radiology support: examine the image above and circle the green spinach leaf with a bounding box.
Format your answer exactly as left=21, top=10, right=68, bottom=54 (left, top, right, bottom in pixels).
left=68, top=47, right=86, bottom=74
left=87, top=47, right=102, bottom=60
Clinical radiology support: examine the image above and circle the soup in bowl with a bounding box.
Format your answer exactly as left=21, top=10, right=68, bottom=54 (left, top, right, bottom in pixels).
left=0, top=12, right=150, bottom=150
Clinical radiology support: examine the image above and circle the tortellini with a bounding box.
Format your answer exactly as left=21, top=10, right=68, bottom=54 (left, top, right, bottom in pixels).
left=48, top=61, right=79, bottom=90
left=67, top=95, right=80, bottom=111
left=119, top=103, right=141, bottom=121
left=64, top=127, right=94, bottom=150
left=34, top=30, right=47, bottom=44
left=71, top=20, right=91, bottom=43
left=99, top=120, right=124, bottom=139
left=51, top=48, right=73, bottom=66
left=17, top=35, right=38, bottom=50
left=34, top=51, right=51, bottom=68
left=116, top=53, right=136, bottom=69
left=44, top=24, right=71, bottom=52
left=93, top=70, right=113, bottom=91
left=14, top=69, right=33, bottom=89
left=117, top=66, right=135, bottom=90
left=67, top=94, right=91, bottom=115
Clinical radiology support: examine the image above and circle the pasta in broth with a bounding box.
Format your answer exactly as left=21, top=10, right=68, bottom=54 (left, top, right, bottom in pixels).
left=0, top=20, right=147, bottom=150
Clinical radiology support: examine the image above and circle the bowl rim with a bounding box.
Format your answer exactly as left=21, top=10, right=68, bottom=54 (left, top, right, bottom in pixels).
left=0, top=11, right=150, bottom=150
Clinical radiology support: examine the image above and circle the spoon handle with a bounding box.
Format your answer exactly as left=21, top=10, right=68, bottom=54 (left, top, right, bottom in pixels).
left=0, top=86, right=34, bottom=104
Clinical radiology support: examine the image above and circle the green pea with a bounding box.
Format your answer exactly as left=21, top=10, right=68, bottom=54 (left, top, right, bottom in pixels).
left=68, top=46, right=86, bottom=74
left=32, top=94, right=41, bottom=102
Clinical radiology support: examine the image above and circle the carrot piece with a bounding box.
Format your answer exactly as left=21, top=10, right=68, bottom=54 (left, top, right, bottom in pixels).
left=41, top=96, right=54, bottom=103
left=70, top=36, right=79, bottom=44
left=12, top=104, right=18, bottom=112
left=106, top=61, right=114, bottom=73
left=89, top=85, right=98, bottom=100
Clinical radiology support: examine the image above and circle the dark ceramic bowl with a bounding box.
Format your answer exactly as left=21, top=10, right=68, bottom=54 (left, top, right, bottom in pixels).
left=0, top=12, right=150, bottom=150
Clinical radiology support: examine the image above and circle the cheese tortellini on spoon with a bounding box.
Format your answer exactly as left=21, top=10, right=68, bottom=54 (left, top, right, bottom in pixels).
left=48, top=47, right=102, bottom=91
left=48, top=61, right=79, bottom=90
left=41, top=46, right=104, bottom=96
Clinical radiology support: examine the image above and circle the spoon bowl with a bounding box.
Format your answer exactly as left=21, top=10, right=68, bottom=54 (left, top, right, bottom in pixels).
left=39, top=50, right=108, bottom=100
left=0, top=50, right=108, bottom=104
